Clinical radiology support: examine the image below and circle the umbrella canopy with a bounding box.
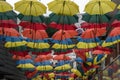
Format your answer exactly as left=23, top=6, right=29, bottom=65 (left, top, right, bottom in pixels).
left=84, top=0, right=116, bottom=15
left=18, top=13, right=45, bottom=23
left=93, top=54, right=107, bottom=65
left=0, top=0, right=13, bottom=12
left=52, top=30, right=78, bottom=40
left=0, top=11, right=17, bottom=20
left=22, top=29, right=48, bottom=40
left=53, top=54, right=71, bottom=60
left=92, top=50, right=111, bottom=54
left=4, top=37, right=27, bottom=51
left=56, top=60, right=70, bottom=66
left=36, top=65, right=53, bottom=72
left=81, top=22, right=108, bottom=29
left=35, top=54, right=52, bottom=62
left=77, top=37, right=100, bottom=49
left=48, top=0, right=79, bottom=16
left=48, top=13, right=78, bottom=24
left=102, top=27, right=120, bottom=47
left=114, top=10, right=120, bottom=20
left=0, top=28, right=20, bottom=37
left=54, top=64, right=71, bottom=72
left=0, top=19, right=17, bottom=28
left=81, top=28, right=106, bottom=39
left=19, top=21, right=46, bottom=30
left=92, top=46, right=112, bottom=54
left=82, top=13, right=111, bottom=23
left=49, top=22, right=76, bottom=30
left=71, top=69, right=82, bottom=77
left=112, top=19, right=120, bottom=27
left=15, top=0, right=47, bottom=16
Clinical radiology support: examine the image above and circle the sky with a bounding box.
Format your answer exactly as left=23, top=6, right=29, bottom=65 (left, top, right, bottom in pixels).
left=6, top=0, right=89, bottom=15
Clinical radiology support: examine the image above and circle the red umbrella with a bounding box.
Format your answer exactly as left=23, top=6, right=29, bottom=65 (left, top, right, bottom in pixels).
left=49, top=22, right=76, bottom=30
left=0, top=20, right=17, bottom=28
left=53, top=54, right=71, bottom=60
left=19, top=21, right=46, bottom=30
left=81, top=28, right=106, bottom=39
left=112, top=20, right=120, bottom=27
left=52, top=30, right=78, bottom=40
left=74, top=49, right=88, bottom=61
left=81, top=22, right=108, bottom=29
left=22, top=29, right=48, bottom=40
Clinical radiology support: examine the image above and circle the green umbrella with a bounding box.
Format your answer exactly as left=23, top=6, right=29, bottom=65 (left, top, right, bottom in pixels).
left=115, top=10, right=120, bottom=20
left=18, top=13, right=45, bottom=23
left=48, top=13, right=78, bottom=24
left=0, top=10, right=17, bottom=20
left=82, top=13, right=111, bottom=23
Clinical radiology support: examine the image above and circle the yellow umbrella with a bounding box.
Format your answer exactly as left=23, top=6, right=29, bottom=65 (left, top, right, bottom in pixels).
left=84, top=0, right=116, bottom=14
left=14, top=0, right=47, bottom=16
left=117, top=5, right=120, bottom=9
left=0, top=0, right=13, bottom=12
left=47, top=0, right=79, bottom=16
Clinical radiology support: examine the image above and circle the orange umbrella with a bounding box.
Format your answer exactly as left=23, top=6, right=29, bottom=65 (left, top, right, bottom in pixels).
left=109, top=27, right=120, bottom=37
left=53, top=54, right=71, bottom=60
left=35, top=54, right=52, bottom=62
left=52, top=30, right=78, bottom=40
left=81, top=28, right=106, bottom=39
left=0, top=28, right=20, bottom=37
left=92, top=50, right=111, bottom=54
left=22, top=29, right=48, bottom=40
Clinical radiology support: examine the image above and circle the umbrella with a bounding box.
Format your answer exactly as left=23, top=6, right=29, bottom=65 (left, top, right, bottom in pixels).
left=15, top=0, right=47, bottom=16
left=19, top=21, right=46, bottom=30
left=111, top=19, right=120, bottom=27
left=75, top=57, right=83, bottom=63
left=17, top=63, right=35, bottom=71
left=71, top=69, right=82, bottom=77
left=53, top=54, right=71, bottom=61
left=35, top=61, right=52, bottom=66
left=4, top=38, right=27, bottom=51
left=86, top=58, right=93, bottom=66
left=114, top=10, right=120, bottom=20
left=22, top=29, right=48, bottom=40
left=74, top=49, right=87, bottom=61
left=0, top=0, right=12, bottom=12
left=0, top=28, right=20, bottom=37
left=48, top=0, right=79, bottom=16
left=0, top=10, right=17, bottom=20
left=81, top=22, right=108, bottom=28
left=92, top=46, right=112, bottom=54
left=92, top=50, right=111, bottom=54
left=102, top=27, right=120, bottom=47
left=54, top=64, right=71, bottom=72
left=93, top=54, right=107, bottom=65
left=49, top=22, right=76, bottom=30
left=52, top=30, right=78, bottom=40
left=16, top=59, right=33, bottom=65
left=0, top=19, right=17, bottom=28
left=18, top=13, right=45, bottom=23
left=48, top=13, right=78, bottom=24
left=35, top=54, right=52, bottom=62
left=81, top=28, right=106, bottom=39
left=56, top=60, right=70, bottom=66
left=82, top=13, right=111, bottom=23
left=36, top=65, right=53, bottom=72
left=77, top=37, right=100, bottom=49
left=84, top=0, right=116, bottom=15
